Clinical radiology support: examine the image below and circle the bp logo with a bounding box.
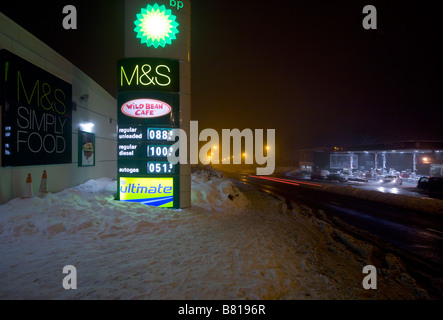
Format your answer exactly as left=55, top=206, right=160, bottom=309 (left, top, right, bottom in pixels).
left=134, top=3, right=180, bottom=48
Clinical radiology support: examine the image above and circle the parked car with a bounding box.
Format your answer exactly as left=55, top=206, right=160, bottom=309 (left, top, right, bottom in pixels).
left=311, top=170, right=330, bottom=180
left=286, top=170, right=311, bottom=179
left=382, top=175, right=396, bottom=183
left=400, top=171, right=409, bottom=178
left=326, top=173, right=348, bottom=182
left=364, top=171, right=374, bottom=179
left=382, top=175, right=403, bottom=185
left=417, top=177, right=443, bottom=192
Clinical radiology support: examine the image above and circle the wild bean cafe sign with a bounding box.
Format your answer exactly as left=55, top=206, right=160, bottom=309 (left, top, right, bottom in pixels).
left=121, top=98, right=172, bottom=118
left=0, top=49, right=72, bottom=166
left=117, top=57, right=180, bottom=208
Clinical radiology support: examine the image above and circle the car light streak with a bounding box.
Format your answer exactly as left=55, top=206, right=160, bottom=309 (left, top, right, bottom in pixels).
left=249, top=176, right=322, bottom=187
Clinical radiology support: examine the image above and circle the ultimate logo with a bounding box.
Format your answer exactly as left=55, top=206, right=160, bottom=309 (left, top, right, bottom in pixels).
left=134, top=3, right=180, bottom=48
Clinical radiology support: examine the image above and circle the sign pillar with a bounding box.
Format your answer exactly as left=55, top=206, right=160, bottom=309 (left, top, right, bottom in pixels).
left=118, top=0, right=191, bottom=208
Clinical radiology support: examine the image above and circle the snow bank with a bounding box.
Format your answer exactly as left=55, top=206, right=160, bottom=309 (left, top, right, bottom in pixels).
left=191, top=165, right=250, bottom=211
left=0, top=170, right=436, bottom=299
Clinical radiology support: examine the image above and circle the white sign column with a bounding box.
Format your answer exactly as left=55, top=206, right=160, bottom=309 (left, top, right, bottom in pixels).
left=122, top=0, right=191, bottom=208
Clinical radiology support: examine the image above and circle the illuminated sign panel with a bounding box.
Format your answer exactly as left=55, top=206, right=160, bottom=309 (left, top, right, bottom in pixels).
left=118, top=126, right=145, bottom=140
left=117, top=57, right=180, bottom=208
left=133, top=3, right=179, bottom=49
left=0, top=49, right=72, bottom=167
left=118, top=143, right=142, bottom=158
left=118, top=58, right=179, bottom=93
left=117, top=93, right=179, bottom=126
left=117, top=126, right=175, bottom=141
left=118, top=141, right=178, bottom=159
left=119, top=177, right=175, bottom=207
left=121, top=98, right=172, bottom=118
left=118, top=159, right=177, bottom=176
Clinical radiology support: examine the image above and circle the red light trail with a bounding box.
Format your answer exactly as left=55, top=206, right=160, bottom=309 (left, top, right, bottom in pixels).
left=249, top=176, right=322, bottom=187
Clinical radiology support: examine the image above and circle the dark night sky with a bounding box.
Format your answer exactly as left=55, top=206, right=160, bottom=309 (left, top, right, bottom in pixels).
left=1, top=0, right=442, bottom=162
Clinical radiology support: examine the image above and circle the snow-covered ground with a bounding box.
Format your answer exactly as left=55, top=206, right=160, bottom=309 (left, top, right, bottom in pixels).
left=0, top=167, right=437, bottom=299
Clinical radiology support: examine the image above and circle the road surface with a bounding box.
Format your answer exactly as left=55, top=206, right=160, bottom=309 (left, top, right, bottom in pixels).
left=221, top=171, right=443, bottom=283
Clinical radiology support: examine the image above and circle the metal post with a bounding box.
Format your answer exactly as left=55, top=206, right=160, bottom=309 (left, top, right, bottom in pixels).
left=374, top=153, right=378, bottom=170
left=349, top=153, right=353, bottom=175
left=413, top=153, right=416, bottom=178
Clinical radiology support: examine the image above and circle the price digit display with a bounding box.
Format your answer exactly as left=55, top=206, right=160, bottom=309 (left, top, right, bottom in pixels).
left=147, top=162, right=175, bottom=174
left=147, top=128, right=175, bottom=141
left=147, top=145, right=174, bottom=158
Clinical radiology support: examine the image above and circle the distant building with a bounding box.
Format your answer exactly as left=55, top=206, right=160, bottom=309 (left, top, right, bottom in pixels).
left=299, top=141, right=443, bottom=177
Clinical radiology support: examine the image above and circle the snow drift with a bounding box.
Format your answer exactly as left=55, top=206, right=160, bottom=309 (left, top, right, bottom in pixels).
left=0, top=167, right=437, bottom=299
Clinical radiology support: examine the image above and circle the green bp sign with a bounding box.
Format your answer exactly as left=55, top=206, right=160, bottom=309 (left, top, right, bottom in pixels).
left=134, top=3, right=180, bottom=48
